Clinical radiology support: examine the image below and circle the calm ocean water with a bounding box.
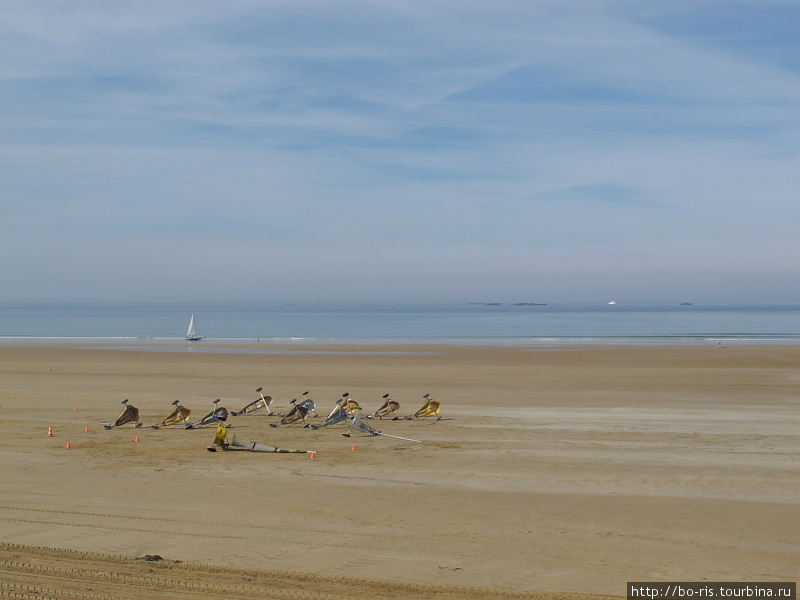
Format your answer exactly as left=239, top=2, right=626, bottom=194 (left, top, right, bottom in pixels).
left=0, top=303, right=798, bottom=345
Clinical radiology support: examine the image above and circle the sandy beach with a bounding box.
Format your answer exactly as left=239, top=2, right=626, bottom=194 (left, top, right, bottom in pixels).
left=0, top=342, right=797, bottom=599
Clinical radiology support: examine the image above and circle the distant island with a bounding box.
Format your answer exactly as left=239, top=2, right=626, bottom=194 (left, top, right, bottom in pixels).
left=464, top=302, right=547, bottom=306
left=513, top=302, right=547, bottom=306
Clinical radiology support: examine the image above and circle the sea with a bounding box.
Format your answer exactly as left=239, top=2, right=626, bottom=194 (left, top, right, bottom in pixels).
left=0, top=302, right=798, bottom=346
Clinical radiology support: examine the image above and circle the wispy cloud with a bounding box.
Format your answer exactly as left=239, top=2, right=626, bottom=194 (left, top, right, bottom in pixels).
left=536, top=184, right=650, bottom=207
left=1, top=0, right=798, bottom=303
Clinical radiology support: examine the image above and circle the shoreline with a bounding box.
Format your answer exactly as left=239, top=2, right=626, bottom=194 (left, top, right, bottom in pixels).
left=2, top=336, right=799, bottom=348
left=1, top=343, right=797, bottom=596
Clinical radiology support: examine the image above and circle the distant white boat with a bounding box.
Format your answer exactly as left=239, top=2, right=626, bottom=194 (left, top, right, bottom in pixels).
left=186, top=313, right=203, bottom=341
left=608, top=301, right=617, bottom=305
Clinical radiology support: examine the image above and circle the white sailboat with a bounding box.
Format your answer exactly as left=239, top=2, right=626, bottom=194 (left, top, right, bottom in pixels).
left=186, top=313, right=203, bottom=341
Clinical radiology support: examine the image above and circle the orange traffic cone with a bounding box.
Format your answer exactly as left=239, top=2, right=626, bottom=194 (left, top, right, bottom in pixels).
left=47, top=426, right=53, bottom=438
left=134, top=436, right=140, bottom=442
left=351, top=444, right=356, bottom=451
left=65, top=441, right=71, bottom=449
left=85, top=426, right=89, bottom=432
left=73, top=407, right=78, bottom=412
left=310, top=451, right=316, bottom=459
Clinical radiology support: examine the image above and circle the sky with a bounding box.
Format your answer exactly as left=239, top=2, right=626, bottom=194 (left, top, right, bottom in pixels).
left=1, top=0, right=798, bottom=304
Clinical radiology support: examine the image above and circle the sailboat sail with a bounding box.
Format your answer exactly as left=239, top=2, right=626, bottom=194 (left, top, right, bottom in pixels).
left=186, top=314, right=202, bottom=341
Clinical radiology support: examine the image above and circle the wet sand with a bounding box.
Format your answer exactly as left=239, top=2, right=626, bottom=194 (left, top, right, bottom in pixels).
left=0, top=343, right=798, bottom=598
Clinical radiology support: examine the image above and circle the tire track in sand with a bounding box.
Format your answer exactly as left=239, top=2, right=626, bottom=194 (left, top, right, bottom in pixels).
left=0, top=543, right=620, bottom=600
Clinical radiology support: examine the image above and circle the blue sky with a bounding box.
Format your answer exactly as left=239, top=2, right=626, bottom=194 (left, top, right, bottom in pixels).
left=1, top=0, right=798, bottom=304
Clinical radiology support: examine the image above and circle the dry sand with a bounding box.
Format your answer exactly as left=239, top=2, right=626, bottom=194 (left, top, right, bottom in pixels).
left=0, top=342, right=797, bottom=599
